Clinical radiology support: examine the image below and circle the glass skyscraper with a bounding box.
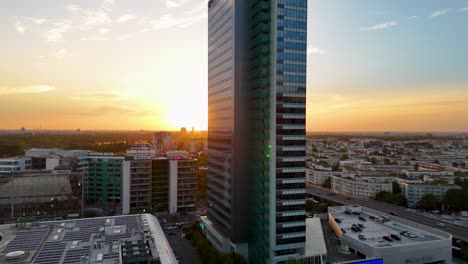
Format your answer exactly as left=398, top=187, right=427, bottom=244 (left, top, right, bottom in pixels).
left=206, top=0, right=307, bottom=263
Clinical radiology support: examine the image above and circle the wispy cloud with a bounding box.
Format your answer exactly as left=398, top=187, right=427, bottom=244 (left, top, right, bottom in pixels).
left=14, top=21, right=25, bottom=34
left=54, top=48, right=67, bottom=59
left=25, top=17, right=47, bottom=24
left=408, top=16, right=418, bottom=20
left=100, top=0, right=114, bottom=12
left=117, top=14, right=137, bottom=23
left=459, top=7, right=468, bottom=12
left=0, top=85, right=56, bottom=95
left=72, top=92, right=123, bottom=101
left=360, top=21, right=397, bottom=31
left=307, top=46, right=326, bottom=56
left=44, top=20, right=72, bottom=43
left=152, top=9, right=206, bottom=30
left=72, top=105, right=157, bottom=116
left=165, top=0, right=188, bottom=9
left=431, top=9, right=449, bottom=17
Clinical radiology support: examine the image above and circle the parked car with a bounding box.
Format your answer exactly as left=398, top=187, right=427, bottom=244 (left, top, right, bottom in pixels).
left=359, top=216, right=367, bottom=222
left=340, top=228, right=346, bottom=234
left=335, top=218, right=342, bottom=223
left=351, top=227, right=360, bottom=232
left=352, top=212, right=361, bottom=216
left=391, top=234, right=401, bottom=241
left=390, top=212, right=397, bottom=216
left=358, top=234, right=366, bottom=240
left=369, top=216, right=376, bottom=220
left=344, top=210, right=352, bottom=215
left=383, top=236, right=393, bottom=242
left=357, top=223, right=364, bottom=229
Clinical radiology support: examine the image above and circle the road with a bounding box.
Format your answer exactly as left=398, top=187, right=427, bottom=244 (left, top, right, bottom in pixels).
left=163, top=226, right=202, bottom=264
left=307, top=185, right=468, bottom=241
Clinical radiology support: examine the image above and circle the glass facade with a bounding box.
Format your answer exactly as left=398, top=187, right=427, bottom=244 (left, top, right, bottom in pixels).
left=151, top=159, right=169, bottom=212
left=207, top=0, right=235, bottom=238
left=208, top=0, right=307, bottom=262
left=85, top=158, right=123, bottom=204
left=0, top=172, right=84, bottom=223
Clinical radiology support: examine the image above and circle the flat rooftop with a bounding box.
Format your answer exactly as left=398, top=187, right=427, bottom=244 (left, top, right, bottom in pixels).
left=0, top=214, right=176, bottom=264
left=329, top=206, right=449, bottom=248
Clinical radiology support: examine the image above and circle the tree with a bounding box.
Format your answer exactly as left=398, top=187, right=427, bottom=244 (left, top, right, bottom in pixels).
left=340, top=154, right=349, bottom=160
left=452, top=162, right=459, bottom=167
left=430, top=179, right=448, bottom=185
left=392, top=181, right=401, bottom=194
left=306, top=200, right=314, bottom=212
left=414, top=163, right=420, bottom=171
left=322, top=177, right=332, bottom=189
left=444, top=189, right=467, bottom=210
left=418, top=194, right=437, bottom=210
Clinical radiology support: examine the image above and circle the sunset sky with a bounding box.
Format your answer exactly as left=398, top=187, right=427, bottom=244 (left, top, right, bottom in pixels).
left=1, top=0, right=467, bottom=132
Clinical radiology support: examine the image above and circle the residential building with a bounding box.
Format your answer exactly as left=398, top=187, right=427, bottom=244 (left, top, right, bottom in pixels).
left=398, top=179, right=462, bottom=207
left=79, top=155, right=124, bottom=204
left=0, top=214, right=177, bottom=264
left=151, top=158, right=170, bottom=212
left=0, top=157, right=32, bottom=173
left=154, top=131, right=172, bottom=153
left=331, top=176, right=392, bottom=198
left=167, top=151, right=197, bottom=214
left=328, top=206, right=452, bottom=264
left=206, top=0, right=307, bottom=262
left=122, top=159, right=152, bottom=214
left=0, top=170, right=84, bottom=223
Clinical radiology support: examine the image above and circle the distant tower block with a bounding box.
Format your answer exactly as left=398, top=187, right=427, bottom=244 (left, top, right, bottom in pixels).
left=180, top=127, right=187, bottom=134
left=20, top=127, right=26, bottom=134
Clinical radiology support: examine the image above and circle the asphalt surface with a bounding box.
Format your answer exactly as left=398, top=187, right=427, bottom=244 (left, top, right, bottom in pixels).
left=163, top=226, right=202, bottom=264
left=308, top=185, right=468, bottom=241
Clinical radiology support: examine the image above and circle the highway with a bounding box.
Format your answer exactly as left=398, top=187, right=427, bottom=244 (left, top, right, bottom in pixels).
left=307, top=185, right=468, bottom=241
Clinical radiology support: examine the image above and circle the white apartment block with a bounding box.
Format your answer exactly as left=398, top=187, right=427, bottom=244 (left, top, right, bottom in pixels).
left=399, top=181, right=462, bottom=207
left=0, top=157, right=32, bottom=173
left=331, top=176, right=392, bottom=198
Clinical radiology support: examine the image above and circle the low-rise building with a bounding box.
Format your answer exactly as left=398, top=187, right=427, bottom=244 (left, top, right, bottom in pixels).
left=328, top=206, right=452, bottom=264
left=0, top=170, right=84, bottom=223
left=0, top=214, right=177, bottom=264
left=167, top=151, right=197, bottom=214
left=0, top=157, right=32, bottom=173
left=398, top=179, right=462, bottom=207
left=331, top=176, right=392, bottom=198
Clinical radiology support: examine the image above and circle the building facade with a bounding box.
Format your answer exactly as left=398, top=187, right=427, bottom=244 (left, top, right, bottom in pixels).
left=167, top=152, right=197, bottom=214
left=80, top=156, right=124, bottom=204
left=122, top=159, right=152, bottom=214
left=152, top=158, right=170, bottom=212
left=331, top=176, right=393, bottom=198
left=0, top=171, right=84, bottom=223
left=399, top=180, right=462, bottom=207
left=0, top=157, right=32, bottom=173
left=207, top=0, right=307, bottom=262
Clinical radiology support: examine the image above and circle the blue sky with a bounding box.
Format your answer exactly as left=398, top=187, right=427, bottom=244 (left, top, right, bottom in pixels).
left=0, top=0, right=467, bottom=131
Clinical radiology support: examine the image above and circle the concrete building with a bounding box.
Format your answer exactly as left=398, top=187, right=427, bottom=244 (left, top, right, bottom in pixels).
left=328, top=206, right=452, bottom=264
left=0, top=157, right=32, bottom=173
left=79, top=156, right=124, bottom=204
left=331, top=176, right=392, bottom=198
left=398, top=179, right=462, bottom=207
left=122, top=159, right=152, bottom=215
left=122, top=152, right=197, bottom=215
left=0, top=170, right=84, bottom=223
left=25, top=148, right=89, bottom=170
left=304, top=218, right=327, bottom=264
left=153, top=131, right=172, bottom=153
left=0, top=214, right=177, bottom=264
left=167, top=151, right=197, bottom=214
left=207, top=0, right=308, bottom=262
left=126, top=142, right=156, bottom=159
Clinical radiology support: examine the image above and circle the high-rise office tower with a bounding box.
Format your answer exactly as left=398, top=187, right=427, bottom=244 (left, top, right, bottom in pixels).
left=206, top=0, right=307, bottom=263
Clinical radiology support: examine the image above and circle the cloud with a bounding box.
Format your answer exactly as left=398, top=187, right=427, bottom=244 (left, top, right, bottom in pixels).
left=100, top=0, right=114, bottom=12
left=79, top=9, right=112, bottom=30
left=152, top=8, right=206, bottom=30
left=431, top=9, right=449, bottom=17
left=117, top=14, right=137, bottom=23
left=0, top=85, right=56, bottom=95
left=24, top=17, right=47, bottom=24
left=459, top=7, right=468, bottom=12
left=165, top=0, right=188, bottom=8
left=54, top=48, right=67, bottom=59
left=360, top=21, right=397, bottom=31
left=44, top=20, right=72, bottom=43
left=14, top=21, right=25, bottom=34
left=72, top=105, right=157, bottom=116
left=72, top=92, right=123, bottom=101
left=408, top=16, right=418, bottom=20
left=307, top=46, right=326, bottom=56
left=99, top=28, right=110, bottom=34
left=67, top=4, right=82, bottom=13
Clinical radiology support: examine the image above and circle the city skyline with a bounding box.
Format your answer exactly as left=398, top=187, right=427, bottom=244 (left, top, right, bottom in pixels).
left=1, top=0, right=468, bottom=132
